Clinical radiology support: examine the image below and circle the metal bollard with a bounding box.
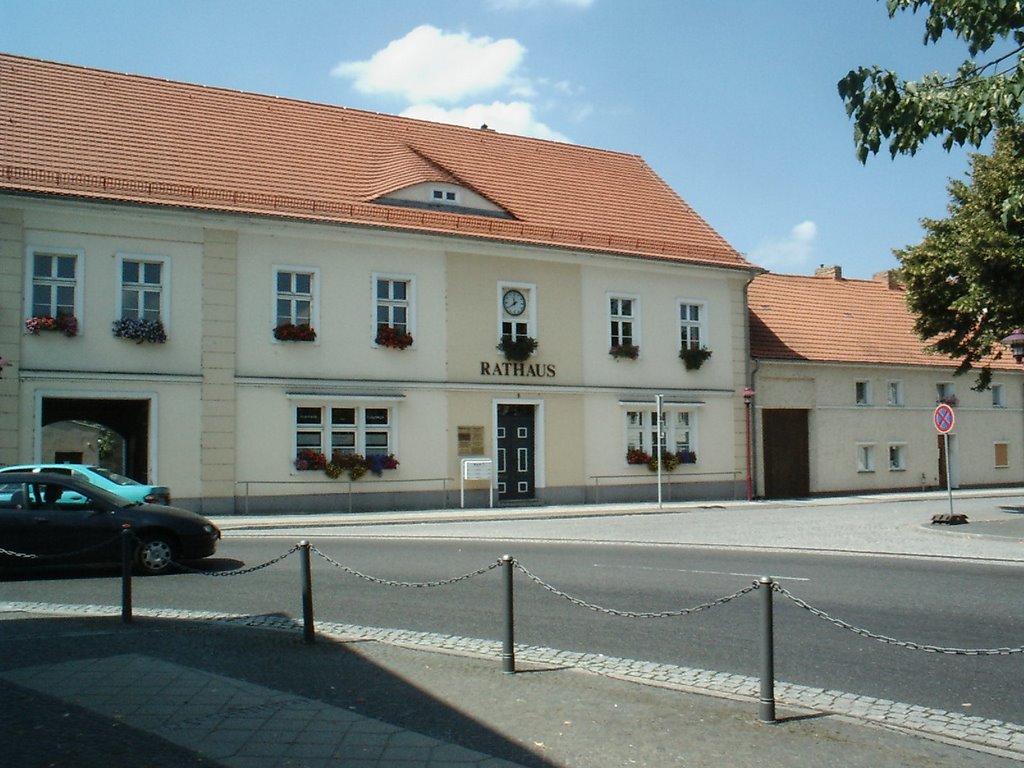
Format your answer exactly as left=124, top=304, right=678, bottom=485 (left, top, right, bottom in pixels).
left=299, top=540, right=315, bottom=644
left=121, top=526, right=133, bottom=624
left=758, top=576, right=776, bottom=723
left=501, top=554, right=515, bottom=673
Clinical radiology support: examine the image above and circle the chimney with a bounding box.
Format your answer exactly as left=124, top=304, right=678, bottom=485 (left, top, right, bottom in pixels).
left=815, top=264, right=842, bottom=280
left=873, top=270, right=901, bottom=290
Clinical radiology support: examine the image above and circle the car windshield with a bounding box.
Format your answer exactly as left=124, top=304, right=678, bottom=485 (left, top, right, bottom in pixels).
left=85, top=466, right=145, bottom=487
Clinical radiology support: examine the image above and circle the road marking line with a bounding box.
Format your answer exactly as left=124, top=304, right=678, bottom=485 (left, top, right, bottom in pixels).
left=592, top=563, right=811, bottom=581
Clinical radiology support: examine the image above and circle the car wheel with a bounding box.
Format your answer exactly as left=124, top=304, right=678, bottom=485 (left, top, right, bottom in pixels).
left=135, top=535, right=177, bottom=575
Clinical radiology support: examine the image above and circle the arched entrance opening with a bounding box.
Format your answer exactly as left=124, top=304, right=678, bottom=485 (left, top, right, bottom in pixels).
left=40, top=397, right=152, bottom=482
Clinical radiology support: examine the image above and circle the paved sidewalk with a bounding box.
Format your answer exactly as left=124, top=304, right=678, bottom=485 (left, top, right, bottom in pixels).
left=2, top=490, right=1024, bottom=767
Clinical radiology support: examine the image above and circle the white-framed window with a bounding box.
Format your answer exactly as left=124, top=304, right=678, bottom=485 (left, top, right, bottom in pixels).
left=992, top=383, right=1006, bottom=408
left=274, top=266, right=319, bottom=332
left=498, top=282, right=535, bottom=341
left=431, top=187, right=459, bottom=203
left=609, top=294, right=639, bottom=349
left=886, top=380, right=903, bottom=407
left=857, top=443, right=876, bottom=472
left=677, top=301, right=706, bottom=351
left=294, top=403, right=395, bottom=460
left=855, top=381, right=872, bottom=406
left=936, top=381, right=956, bottom=405
left=625, top=408, right=698, bottom=462
left=117, top=253, right=169, bottom=324
left=888, top=443, right=907, bottom=471
left=374, top=273, right=414, bottom=341
left=28, top=247, right=82, bottom=324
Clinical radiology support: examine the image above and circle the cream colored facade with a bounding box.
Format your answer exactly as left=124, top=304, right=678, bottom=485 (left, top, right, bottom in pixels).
left=0, top=195, right=753, bottom=513
left=752, top=360, right=1024, bottom=495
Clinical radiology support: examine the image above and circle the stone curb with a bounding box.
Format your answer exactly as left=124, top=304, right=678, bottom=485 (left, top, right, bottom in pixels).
left=3, top=601, right=1022, bottom=762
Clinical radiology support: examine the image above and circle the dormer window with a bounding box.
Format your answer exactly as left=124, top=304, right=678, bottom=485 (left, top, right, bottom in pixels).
left=432, top=188, right=458, bottom=203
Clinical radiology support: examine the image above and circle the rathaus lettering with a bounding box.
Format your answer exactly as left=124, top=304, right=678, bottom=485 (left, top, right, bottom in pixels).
left=480, top=362, right=557, bottom=378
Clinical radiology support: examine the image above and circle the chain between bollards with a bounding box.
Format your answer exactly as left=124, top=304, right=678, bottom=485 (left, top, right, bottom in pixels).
left=121, top=526, right=133, bottom=624
left=759, top=576, right=776, bottom=723
left=299, top=540, right=315, bottom=644
left=501, top=554, right=515, bottom=673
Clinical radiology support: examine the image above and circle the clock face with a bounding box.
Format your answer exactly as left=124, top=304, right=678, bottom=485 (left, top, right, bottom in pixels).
left=503, top=289, right=527, bottom=316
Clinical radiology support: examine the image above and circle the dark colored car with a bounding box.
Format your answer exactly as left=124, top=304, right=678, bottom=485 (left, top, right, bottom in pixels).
left=0, top=472, right=220, bottom=575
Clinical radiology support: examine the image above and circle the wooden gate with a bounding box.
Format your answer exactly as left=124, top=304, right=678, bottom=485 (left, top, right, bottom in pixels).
left=762, top=409, right=810, bottom=498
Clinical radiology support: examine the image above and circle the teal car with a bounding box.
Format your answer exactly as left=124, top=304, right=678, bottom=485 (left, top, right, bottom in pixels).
left=0, top=464, right=171, bottom=506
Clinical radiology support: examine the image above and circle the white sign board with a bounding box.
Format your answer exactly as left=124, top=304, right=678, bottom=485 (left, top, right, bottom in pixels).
left=460, top=457, right=494, bottom=508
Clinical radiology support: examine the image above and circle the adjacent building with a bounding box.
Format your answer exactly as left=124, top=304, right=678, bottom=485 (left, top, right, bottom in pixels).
left=749, top=267, right=1024, bottom=497
left=0, top=54, right=759, bottom=513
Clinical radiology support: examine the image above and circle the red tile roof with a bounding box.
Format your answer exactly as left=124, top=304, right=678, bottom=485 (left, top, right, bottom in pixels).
left=749, top=271, right=1020, bottom=370
left=0, top=53, right=753, bottom=272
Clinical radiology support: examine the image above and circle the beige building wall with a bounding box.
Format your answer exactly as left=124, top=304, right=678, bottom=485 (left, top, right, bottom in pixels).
left=754, top=361, right=1024, bottom=495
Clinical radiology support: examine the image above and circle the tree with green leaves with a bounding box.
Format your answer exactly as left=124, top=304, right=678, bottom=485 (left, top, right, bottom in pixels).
left=838, top=1, right=1024, bottom=221
left=895, top=121, right=1024, bottom=389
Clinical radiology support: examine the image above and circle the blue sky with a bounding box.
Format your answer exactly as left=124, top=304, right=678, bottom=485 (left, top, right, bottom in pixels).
left=2, top=0, right=987, bottom=279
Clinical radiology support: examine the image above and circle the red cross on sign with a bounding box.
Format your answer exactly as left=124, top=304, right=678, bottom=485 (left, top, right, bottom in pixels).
left=934, top=403, right=955, bottom=434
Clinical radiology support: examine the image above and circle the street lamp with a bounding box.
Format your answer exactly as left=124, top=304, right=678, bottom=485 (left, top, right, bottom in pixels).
left=742, top=387, right=755, bottom=500
left=1001, top=329, right=1024, bottom=363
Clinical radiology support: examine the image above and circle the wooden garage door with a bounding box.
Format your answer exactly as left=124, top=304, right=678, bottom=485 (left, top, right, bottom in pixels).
left=762, top=409, right=810, bottom=499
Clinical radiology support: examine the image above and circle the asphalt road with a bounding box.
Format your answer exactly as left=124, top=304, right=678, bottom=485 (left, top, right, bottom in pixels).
left=4, top=536, right=1022, bottom=727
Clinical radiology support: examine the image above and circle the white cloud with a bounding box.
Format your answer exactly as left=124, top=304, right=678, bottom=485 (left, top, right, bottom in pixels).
left=749, top=220, right=818, bottom=273
left=401, top=101, right=570, bottom=142
left=332, top=25, right=525, bottom=104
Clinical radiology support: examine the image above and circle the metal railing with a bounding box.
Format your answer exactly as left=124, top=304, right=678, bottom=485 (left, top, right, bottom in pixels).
left=233, top=476, right=455, bottom=514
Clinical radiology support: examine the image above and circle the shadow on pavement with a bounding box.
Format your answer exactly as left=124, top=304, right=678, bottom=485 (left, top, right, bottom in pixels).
left=0, top=614, right=553, bottom=767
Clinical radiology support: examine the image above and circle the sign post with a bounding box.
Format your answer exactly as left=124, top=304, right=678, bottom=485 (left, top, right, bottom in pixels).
left=933, top=404, right=955, bottom=517
left=656, top=394, right=664, bottom=509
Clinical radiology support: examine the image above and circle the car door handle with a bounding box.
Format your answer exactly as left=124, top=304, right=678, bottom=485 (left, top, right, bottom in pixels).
left=32, top=517, right=50, bottom=525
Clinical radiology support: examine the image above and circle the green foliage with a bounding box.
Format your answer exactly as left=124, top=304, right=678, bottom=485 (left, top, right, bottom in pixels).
left=838, top=1, right=1024, bottom=162
left=896, top=122, right=1024, bottom=388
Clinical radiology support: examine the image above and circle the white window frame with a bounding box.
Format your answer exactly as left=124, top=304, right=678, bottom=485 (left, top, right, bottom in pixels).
left=608, top=293, right=640, bottom=350
left=431, top=187, right=460, bottom=204
left=373, top=272, right=416, bottom=344
left=498, top=281, right=536, bottom=341
left=886, top=380, right=903, bottom=407
left=624, top=406, right=699, bottom=462
left=857, top=442, right=876, bottom=472
left=992, top=383, right=1006, bottom=408
left=116, top=252, right=170, bottom=326
left=292, top=400, right=398, bottom=466
left=677, top=299, right=707, bottom=352
left=26, top=246, right=84, bottom=330
left=855, top=380, right=872, bottom=406
left=887, top=443, right=907, bottom=471
left=936, top=381, right=956, bottom=403
left=273, top=265, right=320, bottom=339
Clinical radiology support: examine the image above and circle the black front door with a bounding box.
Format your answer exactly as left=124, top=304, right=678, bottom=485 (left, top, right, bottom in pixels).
left=497, top=404, right=535, bottom=501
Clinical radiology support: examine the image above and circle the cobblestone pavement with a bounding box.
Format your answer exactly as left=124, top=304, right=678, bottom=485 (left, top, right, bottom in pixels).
left=3, top=601, right=1022, bottom=765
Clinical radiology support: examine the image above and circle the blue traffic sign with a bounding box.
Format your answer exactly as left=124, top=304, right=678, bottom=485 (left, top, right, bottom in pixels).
left=934, top=403, right=955, bottom=434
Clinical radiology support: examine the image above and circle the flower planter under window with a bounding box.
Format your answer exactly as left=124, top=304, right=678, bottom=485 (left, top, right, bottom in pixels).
left=498, top=335, right=538, bottom=361
left=25, top=315, right=78, bottom=337
left=680, top=346, right=712, bottom=370
left=626, top=449, right=697, bottom=471
left=274, top=323, right=317, bottom=342
left=112, top=318, right=167, bottom=344
left=609, top=343, right=639, bottom=360
left=375, top=326, right=414, bottom=349
left=295, top=449, right=399, bottom=480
